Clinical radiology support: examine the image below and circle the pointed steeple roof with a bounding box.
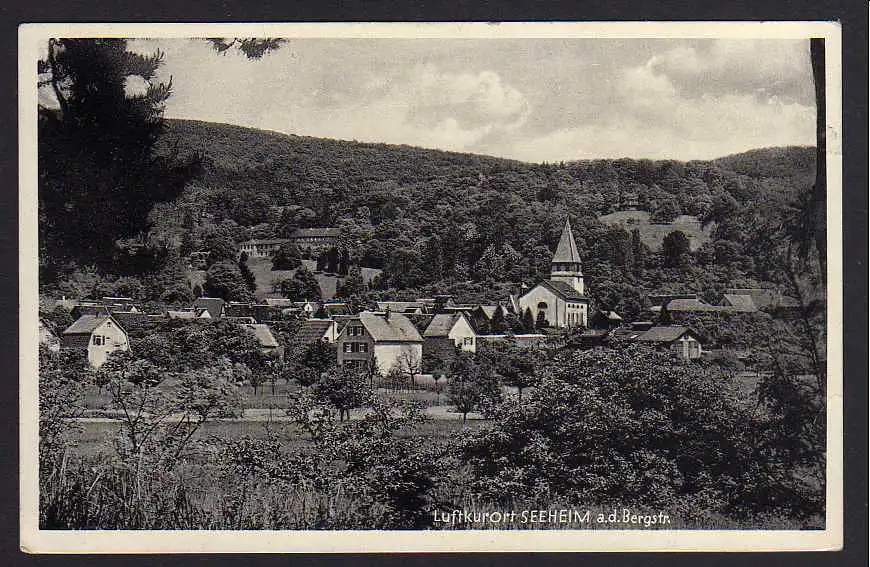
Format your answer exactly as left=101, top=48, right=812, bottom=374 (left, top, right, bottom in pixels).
left=552, top=218, right=582, bottom=263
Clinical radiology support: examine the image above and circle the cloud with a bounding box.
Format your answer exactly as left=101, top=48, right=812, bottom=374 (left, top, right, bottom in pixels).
left=646, top=40, right=813, bottom=104
left=402, top=65, right=530, bottom=131
left=49, top=38, right=813, bottom=162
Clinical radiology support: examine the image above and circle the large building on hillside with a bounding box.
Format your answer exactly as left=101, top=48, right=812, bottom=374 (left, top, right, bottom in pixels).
left=517, top=219, right=590, bottom=328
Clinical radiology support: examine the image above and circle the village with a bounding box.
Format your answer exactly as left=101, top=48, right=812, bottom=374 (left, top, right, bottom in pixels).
left=40, top=219, right=795, bottom=389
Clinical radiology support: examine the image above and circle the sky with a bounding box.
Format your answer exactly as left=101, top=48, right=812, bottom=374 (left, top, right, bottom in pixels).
left=41, top=37, right=817, bottom=162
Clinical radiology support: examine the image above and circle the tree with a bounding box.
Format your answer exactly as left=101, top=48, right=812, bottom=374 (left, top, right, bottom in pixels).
left=238, top=255, right=257, bottom=293
left=480, top=340, right=542, bottom=400
left=662, top=230, right=691, bottom=268
left=651, top=198, right=680, bottom=223
left=313, top=366, right=372, bottom=421
left=272, top=242, right=303, bottom=270
left=535, top=310, right=549, bottom=329
left=456, top=344, right=819, bottom=520
left=279, top=266, right=322, bottom=301
left=203, top=261, right=255, bottom=302
left=38, top=39, right=196, bottom=269
left=337, top=265, right=365, bottom=297
left=395, top=347, right=422, bottom=387
left=446, top=352, right=501, bottom=422
left=521, top=307, right=536, bottom=333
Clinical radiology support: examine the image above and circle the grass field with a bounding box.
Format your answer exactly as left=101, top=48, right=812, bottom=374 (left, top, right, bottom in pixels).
left=598, top=210, right=714, bottom=251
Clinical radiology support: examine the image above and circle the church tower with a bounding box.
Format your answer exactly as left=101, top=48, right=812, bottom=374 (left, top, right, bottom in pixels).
left=550, top=218, right=584, bottom=295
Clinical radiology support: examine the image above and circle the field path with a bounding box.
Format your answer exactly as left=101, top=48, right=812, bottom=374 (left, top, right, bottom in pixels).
left=75, top=405, right=485, bottom=423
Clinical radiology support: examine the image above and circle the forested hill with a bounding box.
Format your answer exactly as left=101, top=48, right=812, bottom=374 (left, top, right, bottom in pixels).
left=44, top=116, right=816, bottom=313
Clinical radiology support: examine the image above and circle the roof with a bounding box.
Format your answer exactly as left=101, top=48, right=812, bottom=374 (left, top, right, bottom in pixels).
left=244, top=324, right=280, bottom=348
left=63, top=315, right=114, bottom=335
left=603, top=310, right=622, bottom=321
left=532, top=279, right=589, bottom=302
left=264, top=298, right=296, bottom=307
left=290, top=228, right=340, bottom=239
left=375, top=301, right=426, bottom=313
left=636, top=326, right=697, bottom=343
left=109, top=311, right=153, bottom=331
left=664, top=298, right=723, bottom=312
left=323, top=303, right=350, bottom=315
left=358, top=312, right=424, bottom=343
left=423, top=313, right=468, bottom=337
left=724, top=288, right=800, bottom=309
left=292, top=319, right=335, bottom=344
left=167, top=310, right=197, bottom=319
left=240, top=238, right=292, bottom=246
left=722, top=294, right=758, bottom=312
left=552, top=218, right=582, bottom=264
left=193, top=297, right=225, bottom=318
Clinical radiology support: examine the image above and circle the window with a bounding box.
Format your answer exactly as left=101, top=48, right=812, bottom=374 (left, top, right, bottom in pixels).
left=360, top=343, right=368, bottom=353
left=92, top=335, right=105, bottom=346
left=463, top=337, right=473, bottom=346
left=537, top=301, right=548, bottom=310
left=343, top=343, right=352, bottom=353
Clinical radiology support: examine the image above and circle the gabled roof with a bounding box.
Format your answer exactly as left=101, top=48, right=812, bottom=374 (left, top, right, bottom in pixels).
left=636, top=326, right=698, bottom=343
left=240, top=238, right=292, bottom=246
left=244, top=324, right=280, bottom=348
left=290, top=228, right=340, bottom=239
left=552, top=218, right=582, bottom=263
left=323, top=303, right=350, bottom=315
left=358, top=312, right=423, bottom=343
left=63, top=315, right=115, bottom=335
left=193, top=297, right=225, bottom=318
left=722, top=294, right=758, bottom=312
left=663, top=298, right=723, bottom=312
left=534, top=279, right=589, bottom=302
left=724, top=288, right=799, bottom=309
left=375, top=301, right=426, bottom=313
left=423, top=313, right=471, bottom=338
left=292, top=319, right=335, bottom=345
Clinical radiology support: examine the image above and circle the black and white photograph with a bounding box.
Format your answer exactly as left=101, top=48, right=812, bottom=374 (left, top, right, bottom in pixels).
left=19, top=22, right=843, bottom=552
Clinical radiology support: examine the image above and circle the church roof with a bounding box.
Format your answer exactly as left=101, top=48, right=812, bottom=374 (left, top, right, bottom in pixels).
left=552, top=218, right=582, bottom=264
left=538, top=280, right=589, bottom=302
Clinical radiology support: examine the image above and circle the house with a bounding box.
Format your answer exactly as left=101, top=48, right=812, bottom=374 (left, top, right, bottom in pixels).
left=590, top=309, right=623, bottom=329
left=336, top=311, right=424, bottom=374
left=635, top=326, right=702, bottom=360
left=470, top=304, right=510, bottom=333
left=39, top=319, right=61, bottom=352
left=61, top=314, right=130, bottom=368
left=423, top=312, right=477, bottom=359
left=292, top=319, right=338, bottom=346
left=321, top=302, right=351, bottom=317
left=289, top=228, right=340, bottom=247
left=193, top=297, right=226, bottom=319
left=517, top=219, right=590, bottom=329
left=375, top=301, right=428, bottom=315
left=243, top=323, right=283, bottom=360
left=721, top=288, right=800, bottom=314
left=238, top=238, right=292, bottom=259
left=167, top=308, right=211, bottom=320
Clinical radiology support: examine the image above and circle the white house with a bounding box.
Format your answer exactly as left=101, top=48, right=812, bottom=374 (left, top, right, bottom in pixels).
left=336, top=311, right=423, bottom=374
left=61, top=314, right=130, bottom=369
left=423, top=312, right=477, bottom=353
left=635, top=326, right=703, bottom=360
left=518, top=218, right=590, bottom=328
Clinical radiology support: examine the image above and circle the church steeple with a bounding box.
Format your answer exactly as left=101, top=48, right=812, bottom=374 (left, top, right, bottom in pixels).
left=551, top=218, right=584, bottom=295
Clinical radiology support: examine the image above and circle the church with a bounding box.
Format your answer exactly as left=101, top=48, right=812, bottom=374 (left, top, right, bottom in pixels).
left=517, top=219, right=590, bottom=328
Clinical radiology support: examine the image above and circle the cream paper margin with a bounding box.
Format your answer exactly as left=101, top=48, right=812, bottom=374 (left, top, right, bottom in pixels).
left=18, top=21, right=844, bottom=554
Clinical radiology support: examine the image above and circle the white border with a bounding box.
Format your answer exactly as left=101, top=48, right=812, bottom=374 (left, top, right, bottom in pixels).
left=19, top=21, right=844, bottom=554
